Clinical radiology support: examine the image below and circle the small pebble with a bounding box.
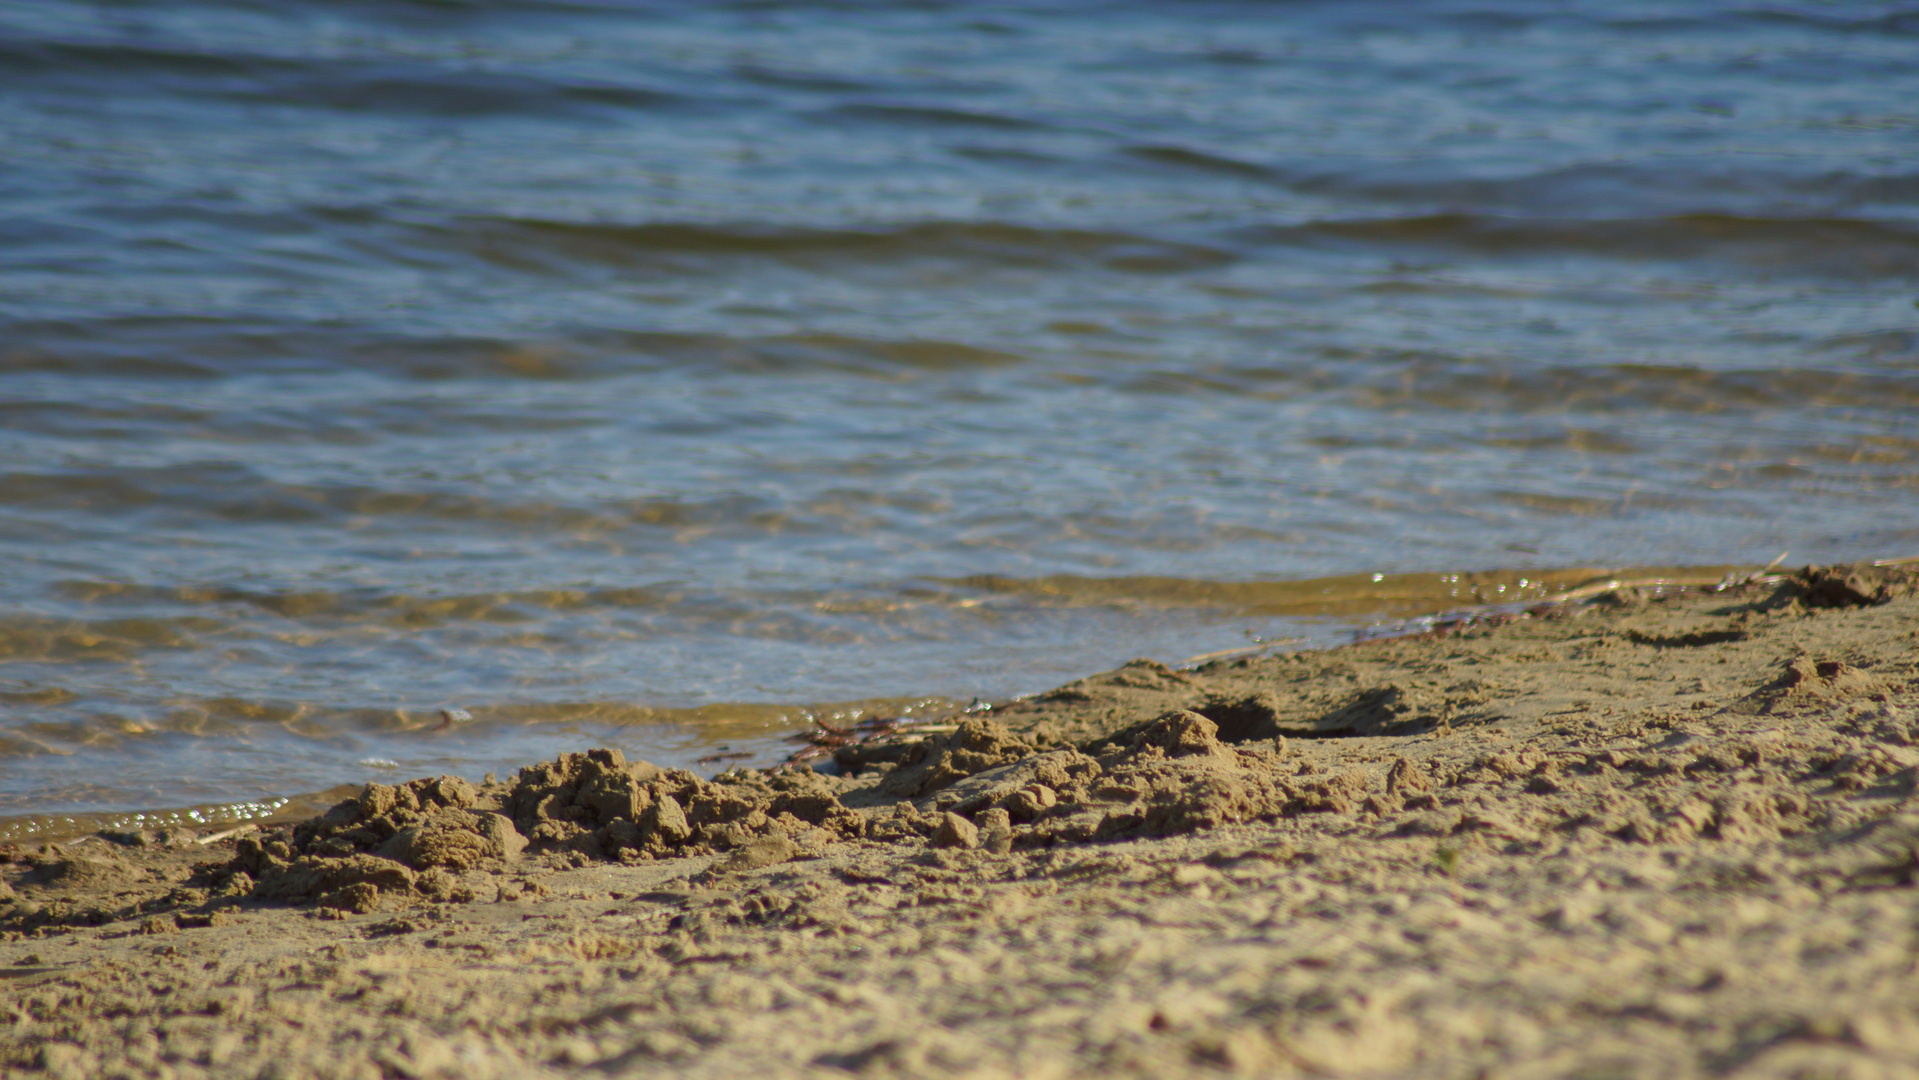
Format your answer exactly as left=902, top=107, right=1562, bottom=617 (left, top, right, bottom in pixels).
left=933, top=812, right=980, bottom=850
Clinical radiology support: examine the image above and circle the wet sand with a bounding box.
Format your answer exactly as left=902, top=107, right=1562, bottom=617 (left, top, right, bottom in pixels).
left=5, top=563, right=1919, bottom=1079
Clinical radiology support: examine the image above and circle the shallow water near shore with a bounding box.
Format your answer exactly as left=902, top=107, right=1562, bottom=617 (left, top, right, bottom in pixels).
left=3, top=0, right=1917, bottom=825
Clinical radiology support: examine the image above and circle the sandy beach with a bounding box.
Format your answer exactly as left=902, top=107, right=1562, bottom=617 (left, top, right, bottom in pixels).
left=5, top=562, right=1918, bottom=1079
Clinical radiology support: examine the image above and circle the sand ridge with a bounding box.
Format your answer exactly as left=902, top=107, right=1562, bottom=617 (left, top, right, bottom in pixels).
left=4, top=564, right=1919, bottom=1078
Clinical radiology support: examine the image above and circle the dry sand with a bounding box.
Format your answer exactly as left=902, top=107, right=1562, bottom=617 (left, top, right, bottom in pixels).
left=4, top=563, right=1919, bottom=1079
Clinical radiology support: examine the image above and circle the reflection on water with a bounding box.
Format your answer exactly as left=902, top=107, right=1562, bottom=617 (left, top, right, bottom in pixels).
left=2, top=0, right=1916, bottom=822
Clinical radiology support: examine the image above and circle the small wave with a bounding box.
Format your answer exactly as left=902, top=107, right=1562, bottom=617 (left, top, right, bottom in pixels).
left=1332, top=359, right=1919, bottom=415
left=247, top=68, right=683, bottom=120
left=1242, top=213, right=1919, bottom=280
left=932, top=563, right=1754, bottom=620
left=0, top=794, right=307, bottom=845
left=1091, top=155, right=1919, bottom=217
left=0, top=686, right=959, bottom=837
left=826, top=102, right=1045, bottom=131
left=1125, top=145, right=1279, bottom=181
left=1813, top=329, right=1919, bottom=367
left=1315, top=162, right=1919, bottom=215
left=0, top=462, right=810, bottom=534
left=4, top=315, right=1061, bottom=382
left=1106, top=352, right=1919, bottom=415
left=733, top=64, right=876, bottom=94
left=0, top=37, right=684, bottom=120
left=429, top=216, right=1237, bottom=275
left=0, top=615, right=211, bottom=663
left=0, top=38, right=271, bottom=80
left=51, top=580, right=683, bottom=626
left=1742, top=8, right=1919, bottom=36
left=750, top=333, right=1027, bottom=373
left=360, top=208, right=1919, bottom=290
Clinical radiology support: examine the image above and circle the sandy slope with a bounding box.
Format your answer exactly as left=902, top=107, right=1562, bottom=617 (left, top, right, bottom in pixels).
left=4, top=564, right=1918, bottom=1079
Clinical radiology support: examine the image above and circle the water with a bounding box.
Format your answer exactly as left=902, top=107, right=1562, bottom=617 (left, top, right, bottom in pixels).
left=3, top=0, right=1917, bottom=834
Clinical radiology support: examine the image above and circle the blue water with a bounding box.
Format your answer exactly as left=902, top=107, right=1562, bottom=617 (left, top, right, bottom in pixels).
left=3, top=0, right=1917, bottom=825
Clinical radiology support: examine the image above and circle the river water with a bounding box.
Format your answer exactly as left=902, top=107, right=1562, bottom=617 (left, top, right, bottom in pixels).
left=3, top=0, right=1916, bottom=834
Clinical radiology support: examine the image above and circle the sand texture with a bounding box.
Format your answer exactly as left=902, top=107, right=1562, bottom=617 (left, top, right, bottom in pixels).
left=4, top=564, right=1919, bottom=1079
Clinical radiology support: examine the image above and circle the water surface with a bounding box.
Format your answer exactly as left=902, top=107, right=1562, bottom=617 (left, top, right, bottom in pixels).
left=3, top=0, right=1917, bottom=831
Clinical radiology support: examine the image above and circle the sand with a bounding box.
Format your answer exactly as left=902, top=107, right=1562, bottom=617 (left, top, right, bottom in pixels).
left=4, top=563, right=1919, bottom=1079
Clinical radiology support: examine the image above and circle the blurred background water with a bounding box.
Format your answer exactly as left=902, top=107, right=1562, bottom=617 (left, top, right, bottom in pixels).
left=2, top=0, right=1916, bottom=832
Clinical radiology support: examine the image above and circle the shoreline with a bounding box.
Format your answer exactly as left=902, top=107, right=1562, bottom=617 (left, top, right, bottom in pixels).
left=5, top=562, right=1918, bottom=1078
left=5, top=558, right=1861, bottom=845
left=5, top=559, right=1847, bottom=842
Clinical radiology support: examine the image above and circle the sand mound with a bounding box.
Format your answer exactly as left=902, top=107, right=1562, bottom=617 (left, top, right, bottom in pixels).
left=225, top=774, right=519, bottom=913
left=208, top=710, right=1466, bottom=911
left=1790, top=562, right=1916, bottom=608
left=210, top=749, right=884, bottom=911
